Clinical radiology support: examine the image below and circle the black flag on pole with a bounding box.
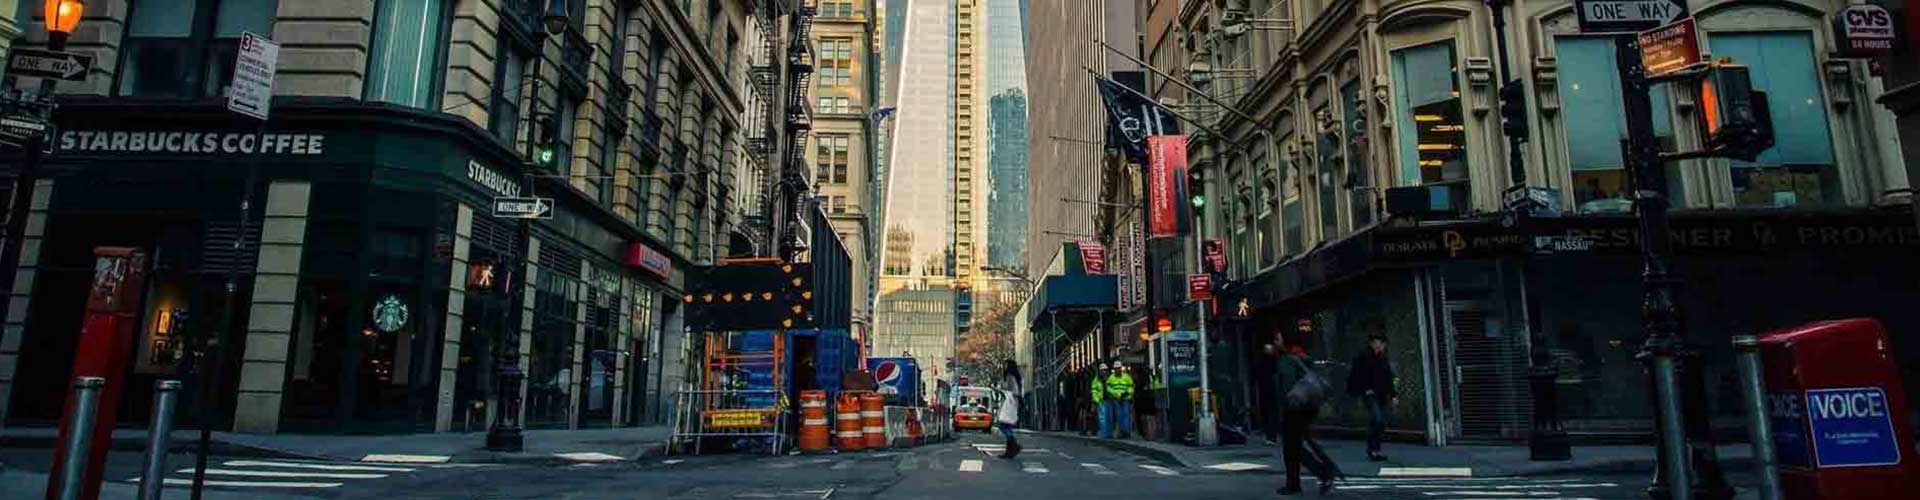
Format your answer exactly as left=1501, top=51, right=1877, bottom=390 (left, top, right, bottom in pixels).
left=1096, top=74, right=1181, bottom=162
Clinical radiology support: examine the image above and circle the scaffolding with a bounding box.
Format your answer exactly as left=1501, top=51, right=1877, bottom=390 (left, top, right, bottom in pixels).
left=668, top=330, right=790, bottom=455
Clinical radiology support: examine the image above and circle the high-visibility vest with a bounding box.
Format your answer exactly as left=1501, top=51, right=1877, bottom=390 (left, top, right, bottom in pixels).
left=1107, top=372, right=1135, bottom=399
left=1090, top=377, right=1105, bottom=403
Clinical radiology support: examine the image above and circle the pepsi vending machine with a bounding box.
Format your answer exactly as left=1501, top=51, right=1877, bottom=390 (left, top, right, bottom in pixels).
left=867, top=357, right=920, bottom=406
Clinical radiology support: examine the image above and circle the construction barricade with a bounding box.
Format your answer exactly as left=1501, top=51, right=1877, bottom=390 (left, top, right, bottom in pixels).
left=834, top=392, right=865, bottom=451
left=883, top=406, right=913, bottom=447
left=667, top=331, right=789, bottom=456
left=798, top=390, right=830, bottom=453
left=860, top=392, right=887, bottom=449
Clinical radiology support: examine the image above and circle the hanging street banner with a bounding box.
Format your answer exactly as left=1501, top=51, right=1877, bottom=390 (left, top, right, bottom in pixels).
left=6, top=48, right=93, bottom=82
left=1574, top=0, right=1689, bottom=34
left=228, top=32, right=280, bottom=120
left=1147, top=135, right=1192, bottom=238
left=1202, top=239, right=1227, bottom=274
left=1833, top=4, right=1898, bottom=58
left=1638, top=17, right=1702, bottom=78
left=1096, top=75, right=1181, bottom=162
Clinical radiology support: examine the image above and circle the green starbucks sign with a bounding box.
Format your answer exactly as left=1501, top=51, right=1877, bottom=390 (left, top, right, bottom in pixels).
left=372, top=294, right=409, bottom=333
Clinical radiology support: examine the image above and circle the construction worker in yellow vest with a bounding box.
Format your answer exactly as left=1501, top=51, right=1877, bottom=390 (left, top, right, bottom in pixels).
left=1105, top=362, right=1135, bottom=439
left=1091, top=367, right=1110, bottom=438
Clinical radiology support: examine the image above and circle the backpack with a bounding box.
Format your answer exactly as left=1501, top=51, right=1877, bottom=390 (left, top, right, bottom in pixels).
left=1284, top=356, right=1330, bottom=411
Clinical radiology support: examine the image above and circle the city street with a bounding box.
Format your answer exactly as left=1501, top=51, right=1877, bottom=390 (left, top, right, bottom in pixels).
left=4, top=432, right=1668, bottom=499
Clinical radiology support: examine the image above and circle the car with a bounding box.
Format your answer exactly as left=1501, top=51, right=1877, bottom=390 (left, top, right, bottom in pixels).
left=953, top=404, right=995, bottom=431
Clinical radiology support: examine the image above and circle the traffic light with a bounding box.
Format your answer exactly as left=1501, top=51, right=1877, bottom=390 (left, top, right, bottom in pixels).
left=1698, top=65, right=1774, bottom=162
left=1187, top=168, right=1206, bottom=209
left=1499, top=81, right=1528, bottom=142
left=533, top=114, right=561, bottom=169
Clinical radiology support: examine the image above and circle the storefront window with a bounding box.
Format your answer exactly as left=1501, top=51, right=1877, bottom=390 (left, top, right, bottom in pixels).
left=1708, top=32, right=1839, bottom=209
left=528, top=265, right=580, bottom=428
left=367, top=0, right=450, bottom=109
left=1390, top=41, right=1468, bottom=189
left=1555, top=36, right=1677, bottom=213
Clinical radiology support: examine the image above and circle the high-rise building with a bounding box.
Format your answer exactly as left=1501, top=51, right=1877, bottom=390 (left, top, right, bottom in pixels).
left=951, top=0, right=983, bottom=284
left=809, top=0, right=881, bottom=342
left=874, top=0, right=958, bottom=384
left=984, top=0, right=1029, bottom=272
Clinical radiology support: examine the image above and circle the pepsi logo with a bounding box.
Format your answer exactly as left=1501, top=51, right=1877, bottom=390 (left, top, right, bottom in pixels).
left=875, top=361, right=900, bottom=385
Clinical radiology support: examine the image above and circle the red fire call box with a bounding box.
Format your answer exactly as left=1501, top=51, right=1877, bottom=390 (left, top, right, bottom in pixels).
left=1757, top=318, right=1919, bottom=499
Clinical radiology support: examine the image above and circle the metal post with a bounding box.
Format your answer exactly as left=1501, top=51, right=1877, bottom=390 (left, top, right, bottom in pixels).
left=1651, top=355, right=1692, bottom=500
left=1733, top=336, right=1782, bottom=500
left=54, top=377, right=105, bottom=500
left=142, top=380, right=182, bottom=500
left=1192, top=232, right=1216, bottom=446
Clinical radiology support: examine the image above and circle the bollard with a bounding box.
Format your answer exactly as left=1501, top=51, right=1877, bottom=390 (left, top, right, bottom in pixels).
left=1732, top=336, right=1782, bottom=500
left=1650, top=354, right=1693, bottom=500
left=54, top=376, right=105, bottom=500
left=141, top=380, right=182, bottom=500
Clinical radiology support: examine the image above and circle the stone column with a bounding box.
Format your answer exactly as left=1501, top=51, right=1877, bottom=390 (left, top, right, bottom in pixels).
left=434, top=204, right=474, bottom=432
left=611, top=275, right=632, bottom=425
left=518, top=238, right=539, bottom=426
left=568, top=264, right=588, bottom=430
left=232, top=181, right=313, bottom=434
left=674, top=87, right=702, bottom=257
left=0, top=179, right=53, bottom=431
left=443, top=0, right=504, bottom=128
left=646, top=59, right=682, bottom=238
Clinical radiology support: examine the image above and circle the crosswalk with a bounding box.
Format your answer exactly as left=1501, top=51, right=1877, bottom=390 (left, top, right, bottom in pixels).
left=128, top=459, right=433, bottom=490
left=1331, top=475, right=1622, bottom=500
left=758, top=442, right=1185, bottom=478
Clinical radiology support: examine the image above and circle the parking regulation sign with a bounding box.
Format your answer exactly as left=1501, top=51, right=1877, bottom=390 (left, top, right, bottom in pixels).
left=1804, top=387, right=1903, bottom=467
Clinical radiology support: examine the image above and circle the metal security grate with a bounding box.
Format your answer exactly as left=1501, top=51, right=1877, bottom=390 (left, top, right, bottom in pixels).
left=200, top=218, right=260, bottom=275
left=1445, top=300, right=1532, bottom=441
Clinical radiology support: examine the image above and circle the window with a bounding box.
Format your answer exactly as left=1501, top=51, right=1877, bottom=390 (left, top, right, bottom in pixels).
left=818, top=37, right=854, bottom=86
left=821, top=0, right=856, bottom=18
left=1314, top=106, right=1341, bottom=239
left=830, top=196, right=848, bottom=214
left=120, top=0, right=280, bottom=99
left=491, top=48, right=529, bottom=141
left=367, top=0, right=450, bottom=109
left=554, top=95, right=581, bottom=171
left=1709, top=32, right=1839, bottom=209
left=1555, top=36, right=1677, bottom=213
left=1342, top=81, right=1374, bottom=226
left=818, top=96, right=853, bottom=114
left=816, top=134, right=850, bottom=184
left=1281, top=163, right=1303, bottom=257
left=1390, top=41, right=1468, bottom=188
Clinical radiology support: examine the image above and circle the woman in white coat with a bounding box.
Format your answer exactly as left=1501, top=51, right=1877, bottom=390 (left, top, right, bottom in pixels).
left=996, top=360, right=1023, bottom=459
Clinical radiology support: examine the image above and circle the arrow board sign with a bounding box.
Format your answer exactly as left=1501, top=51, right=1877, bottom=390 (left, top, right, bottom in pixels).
left=1576, top=0, right=1690, bottom=34
left=6, top=48, right=93, bottom=82
left=493, top=197, right=554, bottom=219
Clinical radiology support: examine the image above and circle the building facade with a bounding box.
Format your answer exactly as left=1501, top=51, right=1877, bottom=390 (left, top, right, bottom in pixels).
left=983, top=0, right=1028, bottom=272
left=808, top=0, right=880, bottom=346
left=1142, top=0, right=1918, bottom=444
left=0, top=0, right=772, bottom=435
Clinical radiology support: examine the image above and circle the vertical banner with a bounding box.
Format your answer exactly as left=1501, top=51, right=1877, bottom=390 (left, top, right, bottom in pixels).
left=1202, top=239, right=1227, bottom=274
left=1148, top=135, right=1191, bottom=238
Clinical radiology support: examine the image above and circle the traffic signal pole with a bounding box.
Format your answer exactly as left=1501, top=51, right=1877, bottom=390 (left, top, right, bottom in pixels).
left=1613, top=36, right=1730, bottom=500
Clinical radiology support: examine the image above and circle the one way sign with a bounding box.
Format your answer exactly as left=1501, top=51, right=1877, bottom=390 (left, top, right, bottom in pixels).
left=7, top=48, right=93, bottom=82
left=493, top=196, right=554, bottom=219
left=1575, top=0, right=1691, bottom=34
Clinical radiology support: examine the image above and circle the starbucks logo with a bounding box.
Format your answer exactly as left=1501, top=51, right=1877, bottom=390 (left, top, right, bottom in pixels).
left=372, top=295, right=409, bottom=333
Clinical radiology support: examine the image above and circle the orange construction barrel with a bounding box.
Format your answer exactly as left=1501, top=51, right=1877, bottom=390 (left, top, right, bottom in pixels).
left=834, top=392, right=865, bottom=451
left=861, top=392, right=887, bottom=449
left=798, top=390, right=830, bottom=452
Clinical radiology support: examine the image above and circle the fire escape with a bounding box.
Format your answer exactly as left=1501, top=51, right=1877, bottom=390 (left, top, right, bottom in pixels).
left=776, top=0, right=817, bottom=257
left=741, top=1, right=781, bottom=250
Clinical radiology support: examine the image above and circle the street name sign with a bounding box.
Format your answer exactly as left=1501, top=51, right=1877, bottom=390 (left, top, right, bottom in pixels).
left=493, top=196, right=554, bottom=219
left=1575, top=0, right=1689, bottom=34
left=1638, top=17, right=1703, bottom=78
left=0, top=114, right=48, bottom=147
left=228, top=32, right=280, bottom=121
left=6, top=48, right=92, bottom=82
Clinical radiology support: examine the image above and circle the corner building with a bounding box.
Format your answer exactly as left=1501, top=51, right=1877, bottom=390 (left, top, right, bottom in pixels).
left=1141, top=0, right=1919, bottom=445
left=0, top=0, right=768, bottom=435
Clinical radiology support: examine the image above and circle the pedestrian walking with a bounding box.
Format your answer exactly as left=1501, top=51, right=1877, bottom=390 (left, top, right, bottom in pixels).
left=1105, top=362, right=1135, bottom=439
left=1274, top=322, right=1337, bottom=496
left=1092, top=365, right=1110, bottom=438
left=1347, top=332, right=1396, bottom=461
left=997, top=360, right=1023, bottom=459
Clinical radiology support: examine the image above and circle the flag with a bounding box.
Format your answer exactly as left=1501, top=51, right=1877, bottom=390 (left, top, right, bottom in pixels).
left=1095, top=76, right=1181, bottom=162
left=871, top=106, right=897, bottom=121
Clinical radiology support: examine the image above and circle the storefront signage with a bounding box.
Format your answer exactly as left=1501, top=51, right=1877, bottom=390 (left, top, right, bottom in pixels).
left=1574, top=0, right=1689, bottom=34
left=703, top=409, right=773, bottom=429
left=371, top=295, right=409, bottom=333
left=1802, top=387, right=1902, bottom=467
left=1638, top=17, right=1702, bottom=77
left=467, top=160, right=522, bottom=197
left=57, top=130, right=328, bottom=156
left=1147, top=135, right=1191, bottom=238
left=1833, top=4, right=1898, bottom=58
left=1376, top=214, right=1920, bottom=262
left=1080, top=240, right=1107, bottom=274
left=626, top=242, right=673, bottom=279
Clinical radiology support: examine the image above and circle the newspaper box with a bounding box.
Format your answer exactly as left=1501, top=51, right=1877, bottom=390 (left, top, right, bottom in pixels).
left=1757, top=318, right=1918, bottom=499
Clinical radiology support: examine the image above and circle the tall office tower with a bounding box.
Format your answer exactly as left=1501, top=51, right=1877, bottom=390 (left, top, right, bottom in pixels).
left=874, top=0, right=958, bottom=386
left=983, top=0, right=1029, bottom=272
left=951, top=0, right=984, bottom=285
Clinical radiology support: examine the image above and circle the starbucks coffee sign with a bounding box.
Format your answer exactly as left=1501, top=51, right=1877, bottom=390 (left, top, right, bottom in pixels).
left=57, top=129, right=329, bottom=156
left=372, top=295, right=409, bottom=333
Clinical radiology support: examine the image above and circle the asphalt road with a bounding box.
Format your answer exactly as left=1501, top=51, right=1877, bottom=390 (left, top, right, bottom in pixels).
left=1, top=432, right=1673, bottom=499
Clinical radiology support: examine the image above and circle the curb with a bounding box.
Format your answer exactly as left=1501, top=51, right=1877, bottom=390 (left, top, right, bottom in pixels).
left=0, top=434, right=329, bottom=462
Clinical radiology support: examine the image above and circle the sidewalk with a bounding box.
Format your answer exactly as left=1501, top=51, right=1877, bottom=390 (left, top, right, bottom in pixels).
left=1, top=425, right=673, bottom=465
left=1036, top=430, right=1755, bottom=477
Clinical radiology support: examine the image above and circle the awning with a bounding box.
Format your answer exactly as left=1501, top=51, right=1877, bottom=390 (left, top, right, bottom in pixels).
left=1025, top=274, right=1118, bottom=326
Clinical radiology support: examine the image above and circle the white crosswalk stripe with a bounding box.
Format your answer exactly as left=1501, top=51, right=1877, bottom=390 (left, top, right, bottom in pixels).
left=1021, top=461, right=1049, bottom=473
left=958, top=459, right=985, bottom=472
left=1079, top=463, right=1118, bottom=476
left=1138, top=464, right=1180, bottom=476
left=1331, top=475, right=1621, bottom=500
left=128, top=458, right=429, bottom=491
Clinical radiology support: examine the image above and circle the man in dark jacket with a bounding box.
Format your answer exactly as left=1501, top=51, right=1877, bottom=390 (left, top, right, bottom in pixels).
left=1347, top=333, right=1395, bottom=461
